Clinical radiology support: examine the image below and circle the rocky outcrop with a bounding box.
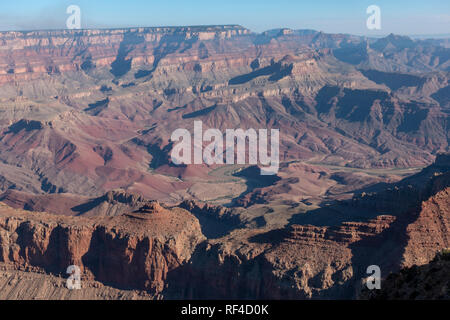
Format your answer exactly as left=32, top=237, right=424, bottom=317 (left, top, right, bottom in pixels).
left=0, top=201, right=205, bottom=295
left=165, top=186, right=449, bottom=299
left=164, top=215, right=398, bottom=299
left=164, top=158, right=450, bottom=299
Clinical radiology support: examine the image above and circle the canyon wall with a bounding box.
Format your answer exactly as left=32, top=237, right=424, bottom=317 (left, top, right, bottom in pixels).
left=0, top=202, right=205, bottom=296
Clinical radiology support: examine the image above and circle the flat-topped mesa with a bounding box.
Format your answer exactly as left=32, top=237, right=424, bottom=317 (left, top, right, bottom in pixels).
left=286, top=215, right=397, bottom=244
left=0, top=25, right=250, bottom=43
left=0, top=202, right=205, bottom=294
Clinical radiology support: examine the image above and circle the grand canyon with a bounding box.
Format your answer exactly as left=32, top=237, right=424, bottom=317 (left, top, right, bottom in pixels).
left=0, top=25, right=448, bottom=299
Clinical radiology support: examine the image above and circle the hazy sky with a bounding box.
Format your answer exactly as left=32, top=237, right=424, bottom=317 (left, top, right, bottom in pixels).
left=0, top=0, right=449, bottom=36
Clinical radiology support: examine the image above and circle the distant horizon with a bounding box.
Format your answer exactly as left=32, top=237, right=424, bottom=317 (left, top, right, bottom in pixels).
left=0, top=24, right=449, bottom=40
left=0, top=0, right=449, bottom=36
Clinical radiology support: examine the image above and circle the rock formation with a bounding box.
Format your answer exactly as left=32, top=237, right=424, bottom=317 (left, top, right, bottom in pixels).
left=0, top=201, right=205, bottom=296
left=0, top=25, right=448, bottom=299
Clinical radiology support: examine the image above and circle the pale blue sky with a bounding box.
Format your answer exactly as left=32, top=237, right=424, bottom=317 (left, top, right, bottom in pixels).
left=0, top=0, right=449, bottom=35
